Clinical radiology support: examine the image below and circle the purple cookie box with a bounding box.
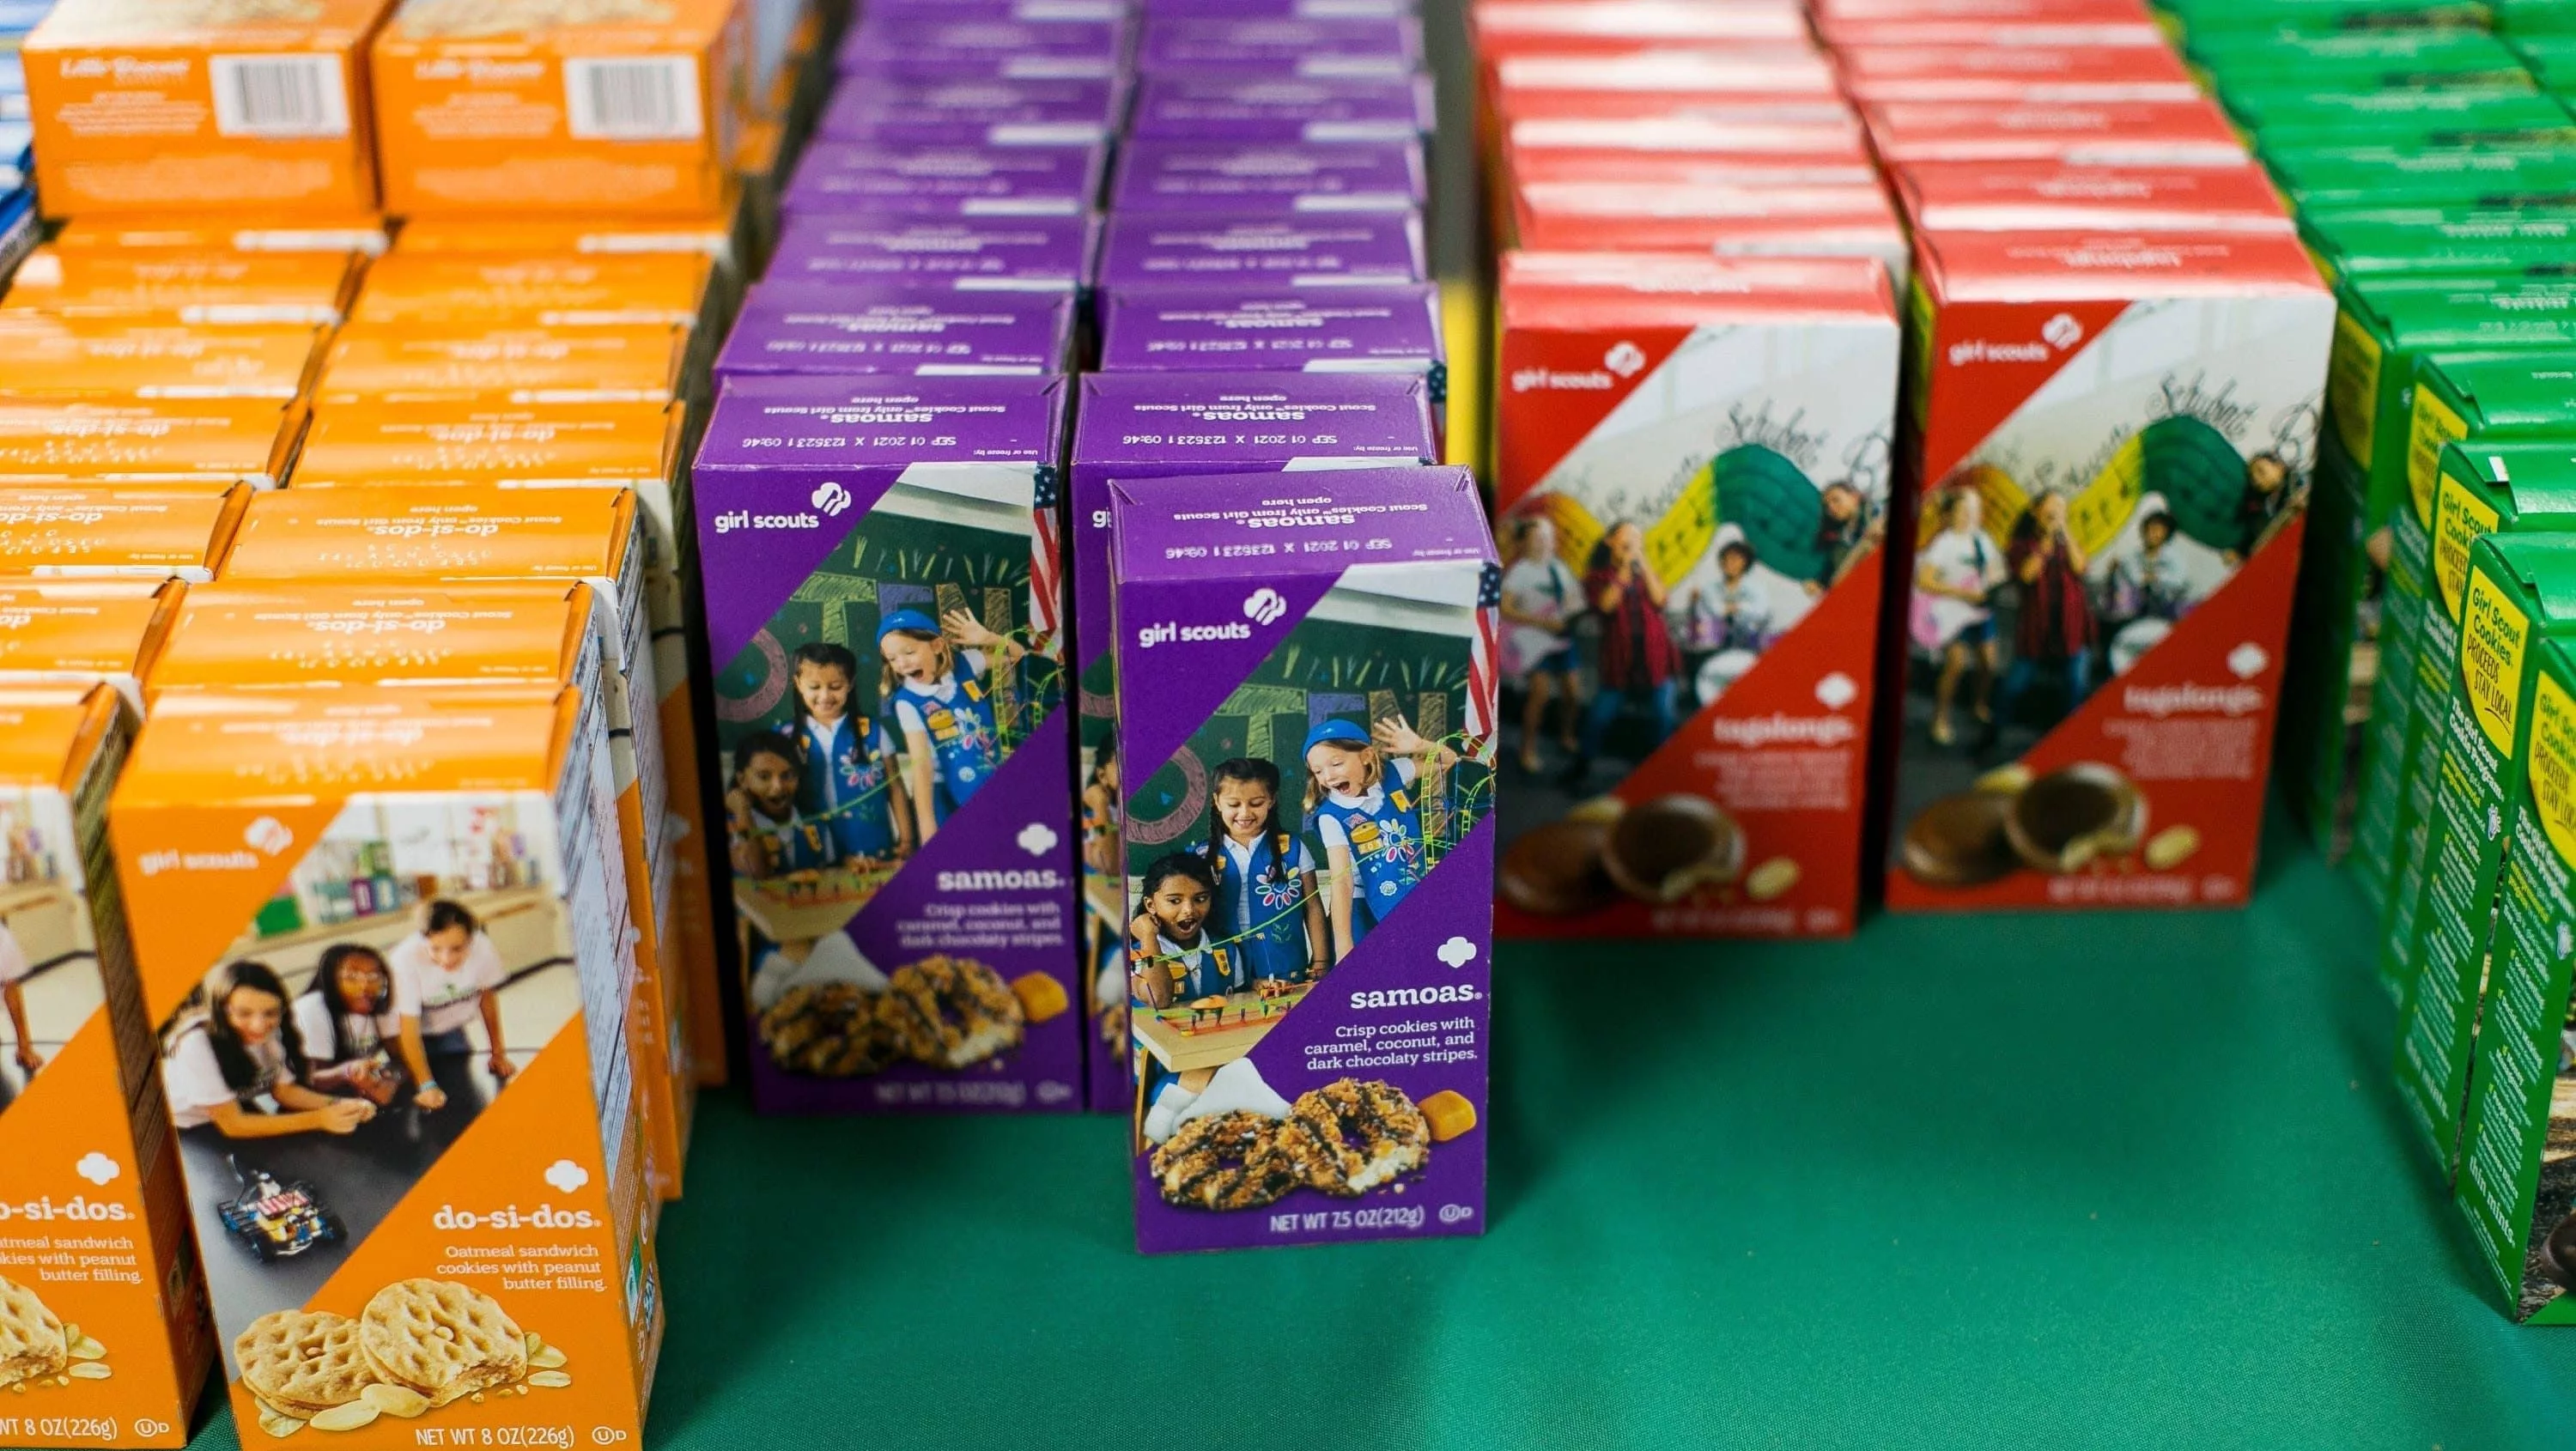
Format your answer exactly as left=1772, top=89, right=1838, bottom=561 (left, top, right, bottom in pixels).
left=1096, top=213, right=1425, bottom=289
left=1135, top=15, right=1422, bottom=76
left=1097, top=284, right=1440, bottom=373
left=1110, top=139, right=1425, bottom=215
left=716, top=282, right=1076, bottom=378
left=1141, top=0, right=1414, bottom=13
left=866, top=0, right=1126, bottom=15
left=835, top=15, right=1131, bottom=76
left=1130, top=74, right=1433, bottom=143
left=816, top=76, right=1127, bottom=147
left=1068, top=372, right=1437, bottom=1114
left=769, top=214, right=1097, bottom=292
left=783, top=141, right=1106, bottom=217
left=835, top=51, right=1126, bottom=82
left=1108, top=464, right=1494, bottom=1253
left=691, top=374, right=1080, bottom=1117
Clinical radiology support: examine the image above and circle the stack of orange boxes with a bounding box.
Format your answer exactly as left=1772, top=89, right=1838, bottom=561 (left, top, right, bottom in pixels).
left=0, top=0, right=836, bottom=1439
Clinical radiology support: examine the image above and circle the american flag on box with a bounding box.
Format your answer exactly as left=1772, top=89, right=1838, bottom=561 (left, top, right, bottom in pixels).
left=1029, top=464, right=1063, bottom=647
left=1467, top=561, right=1501, bottom=764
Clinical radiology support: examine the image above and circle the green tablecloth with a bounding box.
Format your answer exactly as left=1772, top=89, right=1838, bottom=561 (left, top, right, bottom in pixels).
left=185, top=822, right=2576, bottom=1448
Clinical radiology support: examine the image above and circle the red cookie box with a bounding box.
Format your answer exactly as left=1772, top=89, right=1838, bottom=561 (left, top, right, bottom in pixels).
left=1509, top=190, right=1911, bottom=285
left=1834, top=43, right=2203, bottom=102
left=1861, top=98, right=2251, bottom=167
left=1492, top=251, right=1903, bottom=939
left=1876, top=228, right=2336, bottom=914
left=1467, top=0, right=1813, bottom=58
left=1890, top=160, right=2294, bottom=234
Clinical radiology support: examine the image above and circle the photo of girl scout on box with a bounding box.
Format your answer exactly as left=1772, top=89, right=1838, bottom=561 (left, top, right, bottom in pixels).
left=713, top=496, right=1062, bottom=1083
left=1493, top=440, right=1886, bottom=837
left=1121, top=576, right=1489, bottom=1156
left=1890, top=413, right=2312, bottom=892
left=0, top=783, right=98, bottom=1114
left=153, top=798, right=580, bottom=1356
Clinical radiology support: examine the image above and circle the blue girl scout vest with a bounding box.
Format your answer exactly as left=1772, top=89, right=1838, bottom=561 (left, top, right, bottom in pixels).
left=1210, top=832, right=1309, bottom=981
left=1139, top=933, right=1240, bottom=1003
left=892, top=659, right=1000, bottom=822
left=799, top=713, right=896, bottom=859
left=758, top=810, right=838, bottom=874
left=1314, top=780, right=1425, bottom=944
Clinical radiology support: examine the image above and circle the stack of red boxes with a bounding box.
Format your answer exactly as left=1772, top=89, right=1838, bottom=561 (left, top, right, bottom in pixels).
left=1834, top=0, right=2339, bottom=917
left=1474, top=1, right=1908, bottom=944
left=1478, top=0, right=1905, bottom=274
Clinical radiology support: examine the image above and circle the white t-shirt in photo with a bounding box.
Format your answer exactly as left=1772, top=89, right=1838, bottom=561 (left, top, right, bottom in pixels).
left=1499, top=556, right=1579, bottom=676
left=1918, top=527, right=1998, bottom=641
left=1311, top=755, right=1421, bottom=853
left=0, top=922, right=26, bottom=986
left=387, top=929, right=508, bottom=1039
left=293, top=992, right=400, bottom=1066
left=163, top=1027, right=290, bottom=1131
left=890, top=648, right=990, bottom=738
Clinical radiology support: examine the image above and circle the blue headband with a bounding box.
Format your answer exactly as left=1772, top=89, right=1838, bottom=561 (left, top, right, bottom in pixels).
left=1303, top=718, right=1370, bottom=755
left=876, top=608, right=939, bottom=644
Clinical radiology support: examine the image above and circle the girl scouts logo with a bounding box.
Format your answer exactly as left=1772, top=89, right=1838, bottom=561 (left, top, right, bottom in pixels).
left=1255, top=876, right=1300, bottom=911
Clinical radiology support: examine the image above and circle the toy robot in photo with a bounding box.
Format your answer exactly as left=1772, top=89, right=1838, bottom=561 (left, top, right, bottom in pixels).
left=217, top=1156, right=343, bottom=1263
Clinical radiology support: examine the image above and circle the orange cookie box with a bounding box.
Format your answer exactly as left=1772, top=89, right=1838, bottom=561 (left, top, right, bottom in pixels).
left=0, top=683, right=215, bottom=1449
left=22, top=0, right=393, bottom=218
left=292, top=397, right=729, bottom=1090
left=0, top=489, right=248, bottom=583
left=0, top=319, right=331, bottom=404
left=48, top=217, right=392, bottom=258
left=0, top=582, right=183, bottom=714
left=310, top=321, right=694, bottom=406
left=111, top=685, right=661, bottom=1448
left=2, top=247, right=365, bottom=326
left=215, top=487, right=698, bottom=1196
left=347, top=252, right=725, bottom=394
left=0, top=401, right=307, bottom=489
left=369, top=0, right=750, bottom=221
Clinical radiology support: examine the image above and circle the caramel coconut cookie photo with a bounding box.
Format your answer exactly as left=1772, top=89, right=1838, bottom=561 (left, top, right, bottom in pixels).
left=752, top=950, right=1062, bottom=1081
left=1147, top=1078, right=1479, bottom=1214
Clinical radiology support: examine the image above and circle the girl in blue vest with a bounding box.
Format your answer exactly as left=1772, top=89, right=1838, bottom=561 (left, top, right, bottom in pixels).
left=1306, top=715, right=1457, bottom=962
left=1127, top=853, right=1249, bottom=1142
left=787, top=641, right=910, bottom=863
left=1200, top=758, right=1327, bottom=983
left=878, top=606, right=1024, bottom=843
left=726, top=732, right=841, bottom=879
left=1126, top=853, right=1241, bottom=1008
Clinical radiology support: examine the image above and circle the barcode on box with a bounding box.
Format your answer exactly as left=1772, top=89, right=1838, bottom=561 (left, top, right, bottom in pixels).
left=565, top=56, right=703, bottom=141
left=209, top=54, right=349, bottom=138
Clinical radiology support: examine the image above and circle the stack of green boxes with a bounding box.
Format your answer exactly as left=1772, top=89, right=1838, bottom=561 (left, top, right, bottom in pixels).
left=2170, top=0, right=2576, bottom=1322
left=2175, top=4, right=2576, bottom=871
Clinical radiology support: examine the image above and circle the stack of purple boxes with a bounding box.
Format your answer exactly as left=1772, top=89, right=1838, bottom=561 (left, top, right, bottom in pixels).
left=1084, top=2, right=1477, bottom=1255
left=692, top=0, right=1486, bottom=1254
left=691, top=0, right=1112, bottom=1125
left=1078, top=1, right=1447, bottom=1123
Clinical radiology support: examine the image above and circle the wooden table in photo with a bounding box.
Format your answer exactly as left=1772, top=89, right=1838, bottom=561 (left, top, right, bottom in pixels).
left=1133, top=984, right=1312, bottom=1074
left=731, top=865, right=888, bottom=949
